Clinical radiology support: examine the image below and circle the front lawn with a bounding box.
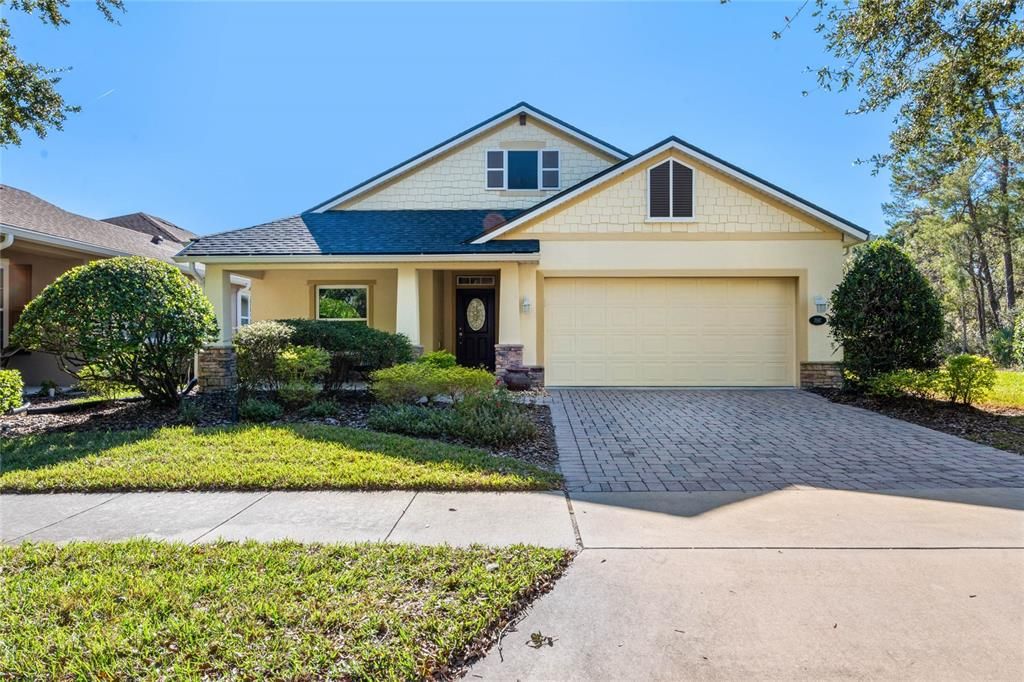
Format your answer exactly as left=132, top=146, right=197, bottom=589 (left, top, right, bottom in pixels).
left=983, top=369, right=1024, bottom=408
left=0, top=540, right=570, bottom=680
left=0, top=423, right=562, bottom=492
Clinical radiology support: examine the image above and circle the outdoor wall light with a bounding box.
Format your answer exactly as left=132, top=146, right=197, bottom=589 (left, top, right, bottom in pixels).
left=814, top=295, right=828, bottom=314
left=520, top=296, right=532, bottom=313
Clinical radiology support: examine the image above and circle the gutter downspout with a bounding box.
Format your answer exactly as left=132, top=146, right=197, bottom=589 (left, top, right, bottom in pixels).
left=0, top=232, right=14, bottom=250
left=187, top=262, right=204, bottom=285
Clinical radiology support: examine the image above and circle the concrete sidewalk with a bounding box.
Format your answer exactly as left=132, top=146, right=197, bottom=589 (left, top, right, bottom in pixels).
left=0, top=490, right=578, bottom=547
left=4, top=487, right=1023, bottom=680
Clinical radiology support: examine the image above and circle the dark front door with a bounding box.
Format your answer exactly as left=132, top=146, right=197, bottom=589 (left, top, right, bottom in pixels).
left=456, top=288, right=496, bottom=370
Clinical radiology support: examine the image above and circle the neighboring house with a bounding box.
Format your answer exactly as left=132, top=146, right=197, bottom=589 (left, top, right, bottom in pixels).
left=0, top=186, right=250, bottom=386
left=176, top=102, right=868, bottom=389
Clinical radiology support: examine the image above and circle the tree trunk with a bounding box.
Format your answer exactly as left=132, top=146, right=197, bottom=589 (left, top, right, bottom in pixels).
left=969, top=255, right=988, bottom=346
left=983, top=89, right=1016, bottom=314
left=966, top=193, right=1002, bottom=328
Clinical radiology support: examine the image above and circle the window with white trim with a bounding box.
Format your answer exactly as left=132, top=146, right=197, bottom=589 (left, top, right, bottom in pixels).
left=0, top=261, right=7, bottom=348
left=485, top=150, right=560, bottom=190
left=237, top=291, right=251, bottom=328
left=316, top=285, right=369, bottom=322
left=648, top=160, right=694, bottom=219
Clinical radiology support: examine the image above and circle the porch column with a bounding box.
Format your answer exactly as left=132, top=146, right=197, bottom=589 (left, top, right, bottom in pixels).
left=496, top=262, right=523, bottom=379
left=203, top=264, right=234, bottom=345
left=198, top=264, right=237, bottom=392
left=396, top=264, right=422, bottom=354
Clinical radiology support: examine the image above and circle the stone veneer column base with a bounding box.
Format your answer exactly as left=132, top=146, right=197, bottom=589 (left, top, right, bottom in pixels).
left=800, top=362, right=843, bottom=389
left=410, top=345, right=424, bottom=359
left=494, top=344, right=524, bottom=382
left=198, top=345, right=237, bottom=393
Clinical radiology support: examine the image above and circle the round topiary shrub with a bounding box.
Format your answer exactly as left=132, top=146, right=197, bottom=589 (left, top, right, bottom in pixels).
left=9, top=256, right=218, bottom=405
left=828, top=239, right=944, bottom=383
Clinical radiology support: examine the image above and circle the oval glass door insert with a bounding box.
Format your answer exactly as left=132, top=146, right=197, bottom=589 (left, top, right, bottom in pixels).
left=466, top=298, right=486, bottom=331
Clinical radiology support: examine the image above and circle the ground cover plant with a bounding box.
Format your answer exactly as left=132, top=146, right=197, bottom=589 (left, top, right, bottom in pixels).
left=0, top=369, right=23, bottom=412
left=0, top=423, right=561, bottom=492
left=0, top=540, right=571, bottom=680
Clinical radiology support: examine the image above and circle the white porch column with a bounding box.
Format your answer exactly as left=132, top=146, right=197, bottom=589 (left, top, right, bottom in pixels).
left=498, top=263, right=521, bottom=344
left=396, top=264, right=421, bottom=350
left=203, top=264, right=234, bottom=345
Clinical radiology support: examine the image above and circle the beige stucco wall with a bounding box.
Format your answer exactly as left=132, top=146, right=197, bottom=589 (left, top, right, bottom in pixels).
left=337, top=117, right=618, bottom=211
left=249, top=268, right=399, bottom=332
left=518, top=150, right=827, bottom=236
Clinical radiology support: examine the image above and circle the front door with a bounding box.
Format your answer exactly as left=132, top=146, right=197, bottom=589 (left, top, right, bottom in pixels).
left=456, top=288, right=496, bottom=370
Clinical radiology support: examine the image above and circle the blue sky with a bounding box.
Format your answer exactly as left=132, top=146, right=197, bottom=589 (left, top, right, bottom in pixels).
left=4, top=1, right=893, bottom=236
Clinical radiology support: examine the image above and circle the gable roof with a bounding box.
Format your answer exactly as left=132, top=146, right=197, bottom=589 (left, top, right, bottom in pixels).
left=103, top=212, right=197, bottom=245
left=175, top=210, right=539, bottom=259
left=0, top=185, right=188, bottom=262
left=471, top=137, right=871, bottom=243
left=308, top=102, right=629, bottom=213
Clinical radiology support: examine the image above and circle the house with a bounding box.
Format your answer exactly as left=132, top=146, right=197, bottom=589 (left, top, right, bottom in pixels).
left=0, top=186, right=250, bottom=386
left=175, top=103, right=868, bottom=389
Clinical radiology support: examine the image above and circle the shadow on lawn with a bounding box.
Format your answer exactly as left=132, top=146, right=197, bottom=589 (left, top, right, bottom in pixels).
left=0, top=423, right=561, bottom=490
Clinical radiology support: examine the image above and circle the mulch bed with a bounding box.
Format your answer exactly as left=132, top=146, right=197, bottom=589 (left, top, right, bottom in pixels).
left=1, top=390, right=560, bottom=472
left=810, top=388, right=1024, bottom=456
left=0, top=392, right=235, bottom=438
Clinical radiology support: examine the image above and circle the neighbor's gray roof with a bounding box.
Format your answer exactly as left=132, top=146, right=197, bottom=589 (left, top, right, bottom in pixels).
left=0, top=185, right=185, bottom=262
left=177, top=210, right=539, bottom=257
left=103, top=212, right=197, bottom=245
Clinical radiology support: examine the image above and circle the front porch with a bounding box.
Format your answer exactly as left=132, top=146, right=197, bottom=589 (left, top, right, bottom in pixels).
left=201, top=260, right=540, bottom=379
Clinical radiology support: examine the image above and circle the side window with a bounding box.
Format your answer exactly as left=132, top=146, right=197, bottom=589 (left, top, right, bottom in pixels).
left=486, top=151, right=505, bottom=189
left=237, top=291, right=251, bottom=327
left=541, top=150, right=560, bottom=189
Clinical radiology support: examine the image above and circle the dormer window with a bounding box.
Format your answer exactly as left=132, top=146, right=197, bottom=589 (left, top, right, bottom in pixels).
left=486, top=150, right=560, bottom=190
left=648, top=160, right=694, bottom=219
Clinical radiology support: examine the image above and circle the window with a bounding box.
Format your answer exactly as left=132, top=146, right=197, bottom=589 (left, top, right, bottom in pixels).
left=648, top=160, right=694, bottom=219
left=0, top=261, right=7, bottom=348
left=316, top=285, right=369, bottom=322
left=236, top=291, right=251, bottom=328
left=486, top=150, right=504, bottom=189
left=485, top=150, right=560, bottom=190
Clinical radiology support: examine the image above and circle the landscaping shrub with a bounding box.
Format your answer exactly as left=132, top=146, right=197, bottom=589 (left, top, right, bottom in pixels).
left=178, top=400, right=204, bottom=425
left=371, top=363, right=493, bottom=404
left=450, top=389, right=538, bottom=447
left=866, top=368, right=943, bottom=399
left=371, top=363, right=446, bottom=404
left=988, top=326, right=1015, bottom=367
left=300, top=399, right=340, bottom=419
left=941, top=354, right=996, bottom=405
left=1013, top=315, right=1024, bottom=366
left=234, top=320, right=292, bottom=390
left=368, top=389, right=537, bottom=448
left=0, top=369, right=23, bottom=413
left=275, top=345, right=331, bottom=384
left=239, top=398, right=283, bottom=422
left=281, top=319, right=413, bottom=388
left=417, top=350, right=457, bottom=368
left=828, top=239, right=944, bottom=383
left=9, top=257, right=217, bottom=406
left=77, top=364, right=136, bottom=401
left=278, top=381, right=321, bottom=408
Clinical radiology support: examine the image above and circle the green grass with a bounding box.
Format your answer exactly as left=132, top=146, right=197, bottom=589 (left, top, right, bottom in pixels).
left=983, top=370, right=1024, bottom=408
left=0, top=424, right=562, bottom=493
left=0, top=540, right=570, bottom=680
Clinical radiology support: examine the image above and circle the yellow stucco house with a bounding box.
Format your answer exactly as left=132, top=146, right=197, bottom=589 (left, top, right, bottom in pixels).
left=176, top=103, right=868, bottom=389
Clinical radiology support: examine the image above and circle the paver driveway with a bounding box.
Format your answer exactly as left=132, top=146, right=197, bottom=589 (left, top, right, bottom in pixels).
left=552, top=389, right=1024, bottom=492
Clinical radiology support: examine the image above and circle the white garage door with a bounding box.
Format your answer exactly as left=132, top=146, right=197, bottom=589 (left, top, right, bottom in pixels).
left=544, top=277, right=795, bottom=387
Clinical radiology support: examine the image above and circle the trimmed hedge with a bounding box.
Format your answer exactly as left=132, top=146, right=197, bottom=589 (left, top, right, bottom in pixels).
left=0, top=369, right=23, bottom=413
left=865, top=354, right=996, bottom=406
left=281, top=319, right=414, bottom=388
left=370, top=363, right=494, bottom=404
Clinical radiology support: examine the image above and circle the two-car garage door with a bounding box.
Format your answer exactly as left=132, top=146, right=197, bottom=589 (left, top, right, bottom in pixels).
left=544, top=277, right=796, bottom=387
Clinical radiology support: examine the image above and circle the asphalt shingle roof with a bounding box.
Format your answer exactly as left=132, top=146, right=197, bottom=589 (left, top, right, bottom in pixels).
left=0, top=185, right=187, bottom=262
left=103, top=212, right=197, bottom=245
left=177, top=210, right=539, bottom=257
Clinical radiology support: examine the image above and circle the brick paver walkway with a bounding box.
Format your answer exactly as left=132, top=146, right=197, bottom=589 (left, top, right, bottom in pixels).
left=552, top=389, right=1024, bottom=492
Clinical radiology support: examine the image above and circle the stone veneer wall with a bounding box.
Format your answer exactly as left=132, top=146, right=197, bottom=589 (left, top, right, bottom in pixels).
left=198, top=345, right=237, bottom=393
left=800, top=362, right=843, bottom=389
left=494, top=343, right=545, bottom=389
